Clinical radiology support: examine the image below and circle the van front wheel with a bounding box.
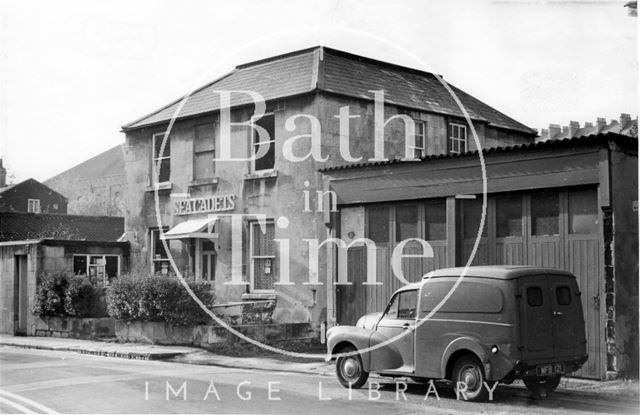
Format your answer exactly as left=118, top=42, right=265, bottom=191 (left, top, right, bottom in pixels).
left=452, top=355, right=489, bottom=402
left=336, top=346, right=369, bottom=389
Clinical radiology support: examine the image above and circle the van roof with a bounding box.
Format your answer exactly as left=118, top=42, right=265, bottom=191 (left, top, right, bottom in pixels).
left=422, top=266, right=575, bottom=280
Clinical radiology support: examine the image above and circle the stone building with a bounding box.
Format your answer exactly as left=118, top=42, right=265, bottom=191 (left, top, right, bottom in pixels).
left=120, top=47, right=536, bottom=330
left=45, top=144, right=126, bottom=217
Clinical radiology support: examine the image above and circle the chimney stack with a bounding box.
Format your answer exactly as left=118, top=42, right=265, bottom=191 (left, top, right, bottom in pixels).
left=548, top=124, right=561, bottom=140
left=561, top=125, right=569, bottom=138
left=536, top=128, right=549, bottom=142
left=0, top=159, right=6, bottom=188
left=569, top=121, right=580, bottom=137
left=620, top=113, right=631, bottom=126
left=596, top=117, right=607, bottom=132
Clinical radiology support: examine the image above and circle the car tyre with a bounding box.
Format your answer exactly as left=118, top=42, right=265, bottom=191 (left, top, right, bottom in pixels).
left=336, top=346, right=369, bottom=389
left=452, top=355, right=490, bottom=402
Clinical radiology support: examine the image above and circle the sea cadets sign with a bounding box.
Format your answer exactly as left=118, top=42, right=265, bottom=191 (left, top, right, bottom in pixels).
left=174, top=194, right=236, bottom=215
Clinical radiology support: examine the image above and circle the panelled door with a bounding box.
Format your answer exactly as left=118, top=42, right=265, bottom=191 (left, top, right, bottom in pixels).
left=456, top=188, right=603, bottom=379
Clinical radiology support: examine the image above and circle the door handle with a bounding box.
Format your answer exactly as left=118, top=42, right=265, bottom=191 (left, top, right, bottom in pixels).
left=553, top=311, right=563, bottom=316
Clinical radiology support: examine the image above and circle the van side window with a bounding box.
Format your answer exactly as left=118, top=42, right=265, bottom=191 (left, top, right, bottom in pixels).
left=527, top=287, right=543, bottom=306
left=384, top=291, right=417, bottom=319
left=398, top=290, right=417, bottom=319
left=556, top=286, right=572, bottom=305
left=384, top=294, right=400, bottom=319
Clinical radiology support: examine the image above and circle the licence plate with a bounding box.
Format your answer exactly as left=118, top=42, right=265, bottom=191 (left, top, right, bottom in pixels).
left=536, top=363, right=563, bottom=376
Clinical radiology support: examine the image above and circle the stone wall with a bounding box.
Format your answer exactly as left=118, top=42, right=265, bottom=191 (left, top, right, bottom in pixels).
left=33, top=316, right=115, bottom=339
left=115, top=320, right=316, bottom=347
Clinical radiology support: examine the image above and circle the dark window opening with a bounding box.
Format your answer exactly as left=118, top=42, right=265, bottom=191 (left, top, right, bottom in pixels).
left=462, top=198, right=487, bottom=238
left=527, top=287, right=543, bottom=307
left=73, top=256, right=87, bottom=275
left=425, top=200, right=446, bottom=240
left=396, top=204, right=419, bottom=242
left=496, top=194, right=522, bottom=237
left=556, top=286, right=572, bottom=305
left=367, top=206, right=390, bottom=244
left=253, top=114, right=275, bottom=171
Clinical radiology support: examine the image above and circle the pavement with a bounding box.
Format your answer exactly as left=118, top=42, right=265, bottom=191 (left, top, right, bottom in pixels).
left=1, top=334, right=638, bottom=402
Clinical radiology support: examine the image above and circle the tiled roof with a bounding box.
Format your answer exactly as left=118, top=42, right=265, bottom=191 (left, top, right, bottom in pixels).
left=319, top=132, right=637, bottom=172
left=320, top=50, right=534, bottom=133
left=123, top=49, right=317, bottom=130
left=123, top=47, right=536, bottom=135
left=0, top=212, right=124, bottom=242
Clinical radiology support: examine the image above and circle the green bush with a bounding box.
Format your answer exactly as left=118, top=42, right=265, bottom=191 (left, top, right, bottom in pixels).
left=32, top=272, right=68, bottom=316
left=64, top=275, right=107, bottom=317
left=106, top=274, right=215, bottom=326
left=32, top=272, right=106, bottom=317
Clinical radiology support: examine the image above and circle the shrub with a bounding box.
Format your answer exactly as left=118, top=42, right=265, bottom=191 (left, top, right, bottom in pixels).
left=106, top=274, right=215, bottom=326
left=32, top=272, right=68, bottom=316
left=32, top=271, right=106, bottom=317
left=64, top=275, right=106, bottom=317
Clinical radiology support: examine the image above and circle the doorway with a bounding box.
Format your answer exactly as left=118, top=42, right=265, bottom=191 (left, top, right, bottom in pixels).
left=14, top=255, right=28, bottom=335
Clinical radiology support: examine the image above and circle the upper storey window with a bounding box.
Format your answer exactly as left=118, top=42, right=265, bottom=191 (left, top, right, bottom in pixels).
left=152, top=133, right=171, bottom=184
left=252, top=113, right=275, bottom=172
left=448, top=123, right=467, bottom=154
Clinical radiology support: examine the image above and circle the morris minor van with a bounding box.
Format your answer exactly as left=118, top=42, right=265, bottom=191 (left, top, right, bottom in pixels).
left=326, top=266, right=588, bottom=401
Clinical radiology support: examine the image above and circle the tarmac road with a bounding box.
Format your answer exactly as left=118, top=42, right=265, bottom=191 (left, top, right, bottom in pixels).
left=0, top=346, right=636, bottom=414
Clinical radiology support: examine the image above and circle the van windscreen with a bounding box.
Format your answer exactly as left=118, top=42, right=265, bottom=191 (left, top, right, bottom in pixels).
left=421, top=280, right=504, bottom=313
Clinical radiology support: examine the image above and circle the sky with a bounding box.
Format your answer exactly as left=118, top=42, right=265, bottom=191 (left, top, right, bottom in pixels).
left=0, top=0, right=637, bottom=182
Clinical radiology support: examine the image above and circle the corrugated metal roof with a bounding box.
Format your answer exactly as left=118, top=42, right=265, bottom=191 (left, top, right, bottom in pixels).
left=319, top=132, right=637, bottom=172
left=0, top=212, right=124, bottom=242
left=123, top=46, right=536, bottom=135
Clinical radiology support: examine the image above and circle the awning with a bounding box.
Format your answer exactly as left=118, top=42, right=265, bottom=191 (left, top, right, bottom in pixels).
left=162, top=216, right=219, bottom=240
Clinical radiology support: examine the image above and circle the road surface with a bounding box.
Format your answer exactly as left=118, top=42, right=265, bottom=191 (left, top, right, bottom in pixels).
left=0, top=346, right=636, bottom=414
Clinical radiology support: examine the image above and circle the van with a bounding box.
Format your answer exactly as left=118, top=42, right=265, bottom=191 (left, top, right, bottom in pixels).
left=326, top=266, right=588, bottom=401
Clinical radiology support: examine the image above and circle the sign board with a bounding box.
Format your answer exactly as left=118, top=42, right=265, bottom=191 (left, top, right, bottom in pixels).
left=174, top=194, right=236, bottom=216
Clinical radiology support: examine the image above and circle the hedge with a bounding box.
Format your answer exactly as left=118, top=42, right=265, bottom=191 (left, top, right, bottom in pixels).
left=32, top=272, right=107, bottom=318
left=106, top=274, right=215, bottom=326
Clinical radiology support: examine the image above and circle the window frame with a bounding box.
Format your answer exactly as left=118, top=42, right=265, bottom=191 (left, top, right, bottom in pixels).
left=249, top=219, right=276, bottom=293
left=199, top=239, right=216, bottom=283
left=149, top=227, right=171, bottom=275
left=151, top=132, right=171, bottom=184
left=193, top=122, right=217, bottom=181
left=448, top=122, right=467, bottom=154
left=72, top=254, right=120, bottom=285
left=251, top=113, right=276, bottom=173
left=410, top=119, right=426, bottom=158
left=27, top=199, right=41, bottom=213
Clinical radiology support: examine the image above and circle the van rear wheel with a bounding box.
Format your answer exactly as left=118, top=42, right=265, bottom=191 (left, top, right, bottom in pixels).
left=336, top=346, right=369, bottom=389
left=452, top=355, right=489, bottom=402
